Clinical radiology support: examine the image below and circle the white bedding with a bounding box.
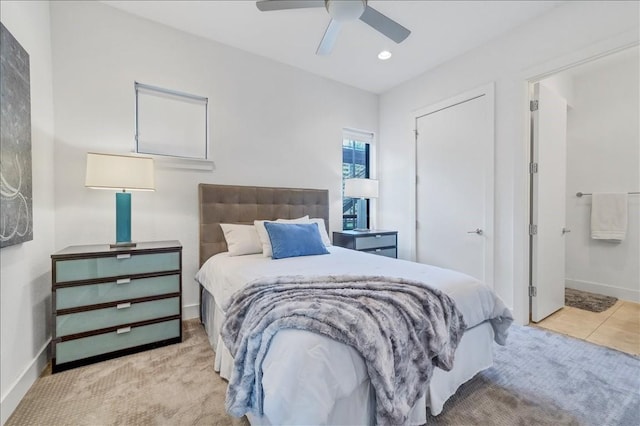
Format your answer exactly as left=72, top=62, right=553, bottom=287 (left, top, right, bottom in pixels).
left=197, top=246, right=510, bottom=424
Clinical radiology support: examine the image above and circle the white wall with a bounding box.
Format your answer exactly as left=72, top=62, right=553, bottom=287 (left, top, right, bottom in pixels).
left=565, top=50, right=640, bottom=301
left=0, top=1, right=55, bottom=424
left=378, top=1, right=639, bottom=323
left=49, top=1, right=378, bottom=319
left=540, top=73, right=574, bottom=107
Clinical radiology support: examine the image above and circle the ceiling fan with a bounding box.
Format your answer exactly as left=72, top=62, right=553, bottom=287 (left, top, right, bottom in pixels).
left=256, top=0, right=411, bottom=55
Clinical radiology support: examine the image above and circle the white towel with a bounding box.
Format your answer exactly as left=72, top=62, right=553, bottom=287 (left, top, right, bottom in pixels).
left=590, top=193, right=628, bottom=241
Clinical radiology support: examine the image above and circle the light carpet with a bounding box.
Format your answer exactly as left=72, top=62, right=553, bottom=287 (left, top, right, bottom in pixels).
left=7, top=320, right=249, bottom=426
left=7, top=321, right=639, bottom=425
left=427, top=324, right=639, bottom=425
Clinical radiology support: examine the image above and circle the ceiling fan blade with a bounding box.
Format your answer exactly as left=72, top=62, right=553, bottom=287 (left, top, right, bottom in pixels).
left=316, top=19, right=342, bottom=55
left=359, top=5, right=410, bottom=43
left=256, top=0, right=325, bottom=12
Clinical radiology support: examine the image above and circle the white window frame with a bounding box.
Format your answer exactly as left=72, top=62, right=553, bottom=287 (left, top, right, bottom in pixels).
left=134, top=82, right=213, bottom=170
left=342, top=128, right=376, bottom=230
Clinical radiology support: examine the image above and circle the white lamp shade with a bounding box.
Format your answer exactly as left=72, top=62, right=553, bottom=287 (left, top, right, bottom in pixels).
left=344, top=178, right=378, bottom=199
left=85, top=153, right=155, bottom=191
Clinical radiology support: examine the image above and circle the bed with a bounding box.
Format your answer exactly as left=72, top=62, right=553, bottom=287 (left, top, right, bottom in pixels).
left=196, top=183, right=512, bottom=425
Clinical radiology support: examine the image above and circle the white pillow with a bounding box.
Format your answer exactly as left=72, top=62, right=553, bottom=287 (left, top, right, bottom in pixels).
left=220, top=223, right=262, bottom=256
left=254, top=216, right=310, bottom=257
left=310, top=218, right=331, bottom=246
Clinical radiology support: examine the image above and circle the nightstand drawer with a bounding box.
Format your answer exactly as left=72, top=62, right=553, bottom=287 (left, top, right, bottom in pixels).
left=56, top=274, right=180, bottom=310
left=333, top=231, right=398, bottom=259
left=56, top=252, right=180, bottom=282
left=56, top=297, right=180, bottom=337
left=56, top=319, right=181, bottom=364
left=364, top=247, right=397, bottom=258
left=355, top=234, right=396, bottom=250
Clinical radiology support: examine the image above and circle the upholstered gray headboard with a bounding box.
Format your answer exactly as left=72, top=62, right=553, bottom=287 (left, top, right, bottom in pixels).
left=198, top=183, right=329, bottom=266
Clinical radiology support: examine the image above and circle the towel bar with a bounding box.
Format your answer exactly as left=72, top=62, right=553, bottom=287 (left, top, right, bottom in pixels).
left=576, top=191, right=639, bottom=197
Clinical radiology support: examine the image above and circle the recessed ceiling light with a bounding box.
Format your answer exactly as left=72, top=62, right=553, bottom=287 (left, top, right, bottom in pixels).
left=378, top=50, right=392, bottom=60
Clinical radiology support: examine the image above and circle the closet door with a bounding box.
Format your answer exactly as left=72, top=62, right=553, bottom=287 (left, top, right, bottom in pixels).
left=415, top=86, right=494, bottom=285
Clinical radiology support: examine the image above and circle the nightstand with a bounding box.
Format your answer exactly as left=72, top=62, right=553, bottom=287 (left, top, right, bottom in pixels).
left=51, top=240, right=182, bottom=373
left=332, top=230, right=398, bottom=258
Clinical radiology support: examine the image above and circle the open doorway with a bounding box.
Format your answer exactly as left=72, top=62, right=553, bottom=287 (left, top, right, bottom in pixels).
left=528, top=45, right=639, bottom=355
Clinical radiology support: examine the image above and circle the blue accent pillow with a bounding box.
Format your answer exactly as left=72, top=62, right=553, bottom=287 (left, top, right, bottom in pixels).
left=264, top=222, right=330, bottom=260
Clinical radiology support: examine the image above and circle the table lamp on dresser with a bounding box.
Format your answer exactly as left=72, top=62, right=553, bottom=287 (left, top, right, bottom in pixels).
left=85, top=152, right=155, bottom=247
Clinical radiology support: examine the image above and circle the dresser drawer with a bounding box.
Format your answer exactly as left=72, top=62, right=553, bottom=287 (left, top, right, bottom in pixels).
left=364, top=247, right=397, bottom=258
left=56, top=274, right=180, bottom=310
left=56, top=252, right=180, bottom=282
left=55, top=319, right=181, bottom=364
left=56, top=297, right=180, bottom=337
left=355, top=234, right=396, bottom=250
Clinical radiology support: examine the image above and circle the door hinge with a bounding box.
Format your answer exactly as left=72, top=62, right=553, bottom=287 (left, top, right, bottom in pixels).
left=529, top=286, right=537, bottom=297
left=416, top=175, right=419, bottom=185
left=529, top=224, right=537, bottom=235
left=530, top=100, right=539, bottom=111
left=529, top=162, right=538, bottom=174
left=414, top=129, right=419, bottom=138
left=415, top=220, right=419, bottom=229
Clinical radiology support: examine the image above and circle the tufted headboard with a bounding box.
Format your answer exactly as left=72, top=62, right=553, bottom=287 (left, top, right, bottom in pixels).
left=198, top=183, right=329, bottom=267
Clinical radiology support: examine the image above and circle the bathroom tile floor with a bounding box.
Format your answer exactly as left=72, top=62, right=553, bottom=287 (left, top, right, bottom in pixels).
left=534, top=299, right=640, bottom=356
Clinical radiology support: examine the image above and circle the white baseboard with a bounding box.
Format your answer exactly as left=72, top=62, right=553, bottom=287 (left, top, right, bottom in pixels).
left=182, top=303, right=200, bottom=320
left=565, top=278, right=640, bottom=303
left=1, top=339, right=50, bottom=425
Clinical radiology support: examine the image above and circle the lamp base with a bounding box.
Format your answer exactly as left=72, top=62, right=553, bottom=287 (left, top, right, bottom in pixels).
left=110, top=241, right=137, bottom=249
left=115, top=191, right=132, bottom=245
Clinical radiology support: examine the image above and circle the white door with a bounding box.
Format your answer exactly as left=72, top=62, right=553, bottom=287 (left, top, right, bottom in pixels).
left=531, top=82, right=568, bottom=322
left=415, top=88, right=494, bottom=285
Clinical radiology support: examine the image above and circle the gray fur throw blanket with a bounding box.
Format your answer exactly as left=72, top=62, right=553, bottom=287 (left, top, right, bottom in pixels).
left=221, top=275, right=467, bottom=425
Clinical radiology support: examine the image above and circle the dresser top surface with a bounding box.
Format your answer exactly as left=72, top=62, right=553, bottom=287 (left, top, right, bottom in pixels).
left=333, top=230, right=396, bottom=237
left=52, top=240, right=182, bottom=258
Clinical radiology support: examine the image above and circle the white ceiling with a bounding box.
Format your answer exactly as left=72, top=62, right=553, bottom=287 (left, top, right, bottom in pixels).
left=103, top=0, right=565, bottom=94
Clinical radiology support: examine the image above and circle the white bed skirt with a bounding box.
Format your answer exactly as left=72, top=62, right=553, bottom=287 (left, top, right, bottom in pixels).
left=202, top=288, right=494, bottom=425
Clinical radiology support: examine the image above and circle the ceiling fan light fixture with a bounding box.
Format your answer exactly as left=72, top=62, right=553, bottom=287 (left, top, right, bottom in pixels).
left=256, top=0, right=410, bottom=56
left=378, top=50, right=392, bottom=60
left=325, top=0, right=366, bottom=22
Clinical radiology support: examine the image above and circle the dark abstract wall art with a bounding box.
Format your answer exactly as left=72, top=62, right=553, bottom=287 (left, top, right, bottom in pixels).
left=1, top=22, right=33, bottom=248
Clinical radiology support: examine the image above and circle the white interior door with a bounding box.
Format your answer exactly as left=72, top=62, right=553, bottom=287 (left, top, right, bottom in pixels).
left=415, top=88, right=494, bottom=285
left=531, top=82, right=568, bottom=322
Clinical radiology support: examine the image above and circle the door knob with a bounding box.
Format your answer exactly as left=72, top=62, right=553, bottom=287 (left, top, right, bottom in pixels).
left=562, top=228, right=571, bottom=235
left=467, top=228, right=483, bottom=235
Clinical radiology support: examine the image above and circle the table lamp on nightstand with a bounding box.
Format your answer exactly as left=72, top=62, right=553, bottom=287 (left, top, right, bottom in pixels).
left=344, top=178, right=378, bottom=232
left=85, top=152, right=155, bottom=248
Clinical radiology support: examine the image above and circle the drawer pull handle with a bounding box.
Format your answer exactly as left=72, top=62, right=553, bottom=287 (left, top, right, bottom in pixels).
left=116, top=254, right=131, bottom=260
left=375, top=235, right=381, bottom=238
left=116, top=278, right=131, bottom=285
left=376, top=248, right=382, bottom=252
left=116, top=302, right=131, bottom=310
left=116, top=326, right=131, bottom=334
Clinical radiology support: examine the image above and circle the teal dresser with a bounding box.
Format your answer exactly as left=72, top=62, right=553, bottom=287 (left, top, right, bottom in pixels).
left=51, top=241, right=182, bottom=373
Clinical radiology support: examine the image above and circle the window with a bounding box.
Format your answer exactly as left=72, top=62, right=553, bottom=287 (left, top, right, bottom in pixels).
left=342, top=130, right=373, bottom=230
left=135, top=82, right=209, bottom=162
